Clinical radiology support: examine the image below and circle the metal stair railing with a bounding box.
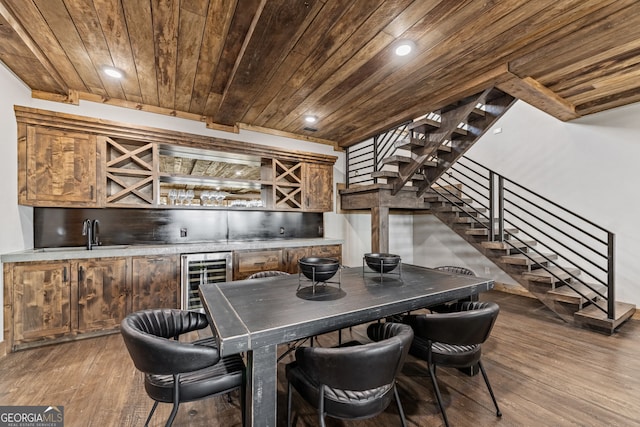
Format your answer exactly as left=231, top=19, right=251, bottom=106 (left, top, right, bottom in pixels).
left=433, top=156, right=615, bottom=319
left=345, top=122, right=409, bottom=187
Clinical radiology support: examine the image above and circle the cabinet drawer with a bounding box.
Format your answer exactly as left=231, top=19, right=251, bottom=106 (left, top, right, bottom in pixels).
left=234, top=249, right=284, bottom=280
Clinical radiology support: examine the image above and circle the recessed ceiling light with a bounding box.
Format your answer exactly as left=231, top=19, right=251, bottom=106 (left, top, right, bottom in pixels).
left=103, top=66, right=124, bottom=79
left=394, top=40, right=416, bottom=57
left=304, top=115, right=318, bottom=124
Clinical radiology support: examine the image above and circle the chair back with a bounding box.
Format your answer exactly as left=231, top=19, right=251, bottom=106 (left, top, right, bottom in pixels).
left=434, top=265, right=476, bottom=276
left=366, top=322, right=413, bottom=377
left=247, top=270, right=290, bottom=279
left=412, top=301, right=499, bottom=346
left=121, top=309, right=220, bottom=375
left=294, top=322, right=413, bottom=391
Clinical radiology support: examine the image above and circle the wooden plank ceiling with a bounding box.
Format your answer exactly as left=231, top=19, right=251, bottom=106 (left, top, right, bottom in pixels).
left=1, top=0, right=639, bottom=148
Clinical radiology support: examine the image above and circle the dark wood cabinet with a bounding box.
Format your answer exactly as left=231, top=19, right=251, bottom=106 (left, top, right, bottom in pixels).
left=9, top=261, right=72, bottom=348
left=17, top=107, right=337, bottom=211
left=20, top=126, right=98, bottom=207
left=310, top=244, right=342, bottom=263
left=3, top=244, right=340, bottom=351
left=233, top=249, right=284, bottom=280
left=283, top=247, right=311, bottom=274
left=304, top=163, right=333, bottom=212
left=131, top=255, right=179, bottom=310
left=76, top=257, right=130, bottom=333
left=280, top=244, right=343, bottom=274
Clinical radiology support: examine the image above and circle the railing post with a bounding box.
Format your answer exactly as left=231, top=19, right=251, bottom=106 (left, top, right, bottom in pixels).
left=608, top=232, right=615, bottom=320
left=498, top=176, right=505, bottom=242
left=345, top=146, right=350, bottom=188
left=489, top=171, right=495, bottom=242
left=373, top=135, right=379, bottom=184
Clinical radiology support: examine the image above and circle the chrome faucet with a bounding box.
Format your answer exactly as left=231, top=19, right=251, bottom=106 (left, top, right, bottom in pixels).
left=92, top=219, right=100, bottom=248
left=81, top=219, right=101, bottom=250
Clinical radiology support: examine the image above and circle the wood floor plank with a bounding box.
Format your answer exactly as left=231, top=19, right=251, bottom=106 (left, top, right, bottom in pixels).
left=0, top=291, right=639, bottom=426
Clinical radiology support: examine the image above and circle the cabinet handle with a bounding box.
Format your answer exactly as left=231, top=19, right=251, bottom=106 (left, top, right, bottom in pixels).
left=90, top=185, right=94, bottom=200
left=63, top=266, right=68, bottom=283
left=78, top=266, right=84, bottom=283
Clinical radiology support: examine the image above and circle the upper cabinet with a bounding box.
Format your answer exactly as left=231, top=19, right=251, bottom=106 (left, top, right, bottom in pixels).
left=19, top=126, right=99, bottom=207
left=304, top=163, right=333, bottom=212
left=16, top=106, right=337, bottom=212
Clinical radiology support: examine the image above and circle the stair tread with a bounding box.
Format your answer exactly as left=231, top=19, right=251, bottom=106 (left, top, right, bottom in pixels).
left=408, top=117, right=440, bottom=132
left=424, top=194, right=469, bottom=203
left=481, top=240, right=537, bottom=250
left=371, top=170, right=399, bottom=178
left=470, top=107, right=486, bottom=117
left=501, top=252, right=557, bottom=265
left=574, top=301, right=636, bottom=331
left=435, top=205, right=487, bottom=214
left=548, top=282, right=607, bottom=304
left=395, top=137, right=425, bottom=148
left=380, top=155, right=412, bottom=165
left=465, top=227, right=518, bottom=237
left=521, top=267, right=580, bottom=283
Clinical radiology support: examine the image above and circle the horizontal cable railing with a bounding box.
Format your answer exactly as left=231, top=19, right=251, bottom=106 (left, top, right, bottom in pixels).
left=346, top=122, right=410, bottom=187
left=433, top=156, right=615, bottom=319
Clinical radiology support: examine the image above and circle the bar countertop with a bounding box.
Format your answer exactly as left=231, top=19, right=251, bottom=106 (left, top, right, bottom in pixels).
left=0, top=237, right=344, bottom=263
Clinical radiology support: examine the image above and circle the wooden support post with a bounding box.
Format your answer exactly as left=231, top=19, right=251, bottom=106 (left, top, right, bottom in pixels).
left=371, top=206, right=389, bottom=253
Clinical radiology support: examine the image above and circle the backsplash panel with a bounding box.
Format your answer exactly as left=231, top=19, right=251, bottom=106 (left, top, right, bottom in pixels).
left=34, top=208, right=323, bottom=248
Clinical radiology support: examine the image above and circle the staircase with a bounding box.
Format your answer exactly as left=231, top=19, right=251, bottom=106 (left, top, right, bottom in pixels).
left=340, top=86, right=636, bottom=334
left=425, top=174, right=635, bottom=334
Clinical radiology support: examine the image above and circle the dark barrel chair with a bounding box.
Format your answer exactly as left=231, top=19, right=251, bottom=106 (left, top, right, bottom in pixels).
left=120, top=309, right=245, bottom=427
left=247, top=270, right=290, bottom=279
left=285, top=322, right=414, bottom=427
left=402, top=301, right=501, bottom=427
left=433, top=265, right=476, bottom=276
left=430, top=265, right=478, bottom=312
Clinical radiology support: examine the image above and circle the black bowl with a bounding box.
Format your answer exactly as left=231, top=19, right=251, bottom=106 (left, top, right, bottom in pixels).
left=299, top=257, right=340, bottom=282
left=364, top=253, right=401, bottom=273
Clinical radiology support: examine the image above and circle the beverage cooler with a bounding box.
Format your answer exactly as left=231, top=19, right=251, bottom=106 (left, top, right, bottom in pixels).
left=181, top=252, right=233, bottom=312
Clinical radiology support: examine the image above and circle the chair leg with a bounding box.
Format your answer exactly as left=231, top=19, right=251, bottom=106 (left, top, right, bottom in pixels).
left=287, top=382, right=293, bottom=427
left=143, top=401, right=158, bottom=427
left=166, top=375, right=181, bottom=427
left=478, top=360, right=502, bottom=417
left=166, top=401, right=180, bottom=427
left=318, top=385, right=326, bottom=427
left=428, top=364, right=449, bottom=427
left=393, top=382, right=407, bottom=427
left=241, top=375, right=246, bottom=427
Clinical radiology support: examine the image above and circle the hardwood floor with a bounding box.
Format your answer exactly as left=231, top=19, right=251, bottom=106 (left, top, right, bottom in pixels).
left=1, top=291, right=639, bottom=426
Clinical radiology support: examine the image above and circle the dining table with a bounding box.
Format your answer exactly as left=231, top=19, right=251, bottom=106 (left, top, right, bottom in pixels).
left=199, top=263, right=494, bottom=427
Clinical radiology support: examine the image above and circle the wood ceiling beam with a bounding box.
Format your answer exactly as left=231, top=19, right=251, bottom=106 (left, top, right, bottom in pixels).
left=497, top=71, right=578, bottom=121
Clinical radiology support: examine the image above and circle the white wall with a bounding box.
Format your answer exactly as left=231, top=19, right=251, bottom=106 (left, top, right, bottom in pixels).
left=0, top=62, right=351, bottom=342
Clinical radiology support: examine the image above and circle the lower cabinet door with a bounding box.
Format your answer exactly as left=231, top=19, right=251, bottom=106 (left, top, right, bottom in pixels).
left=283, top=247, right=311, bottom=274
left=12, top=262, right=72, bottom=348
left=76, top=257, right=130, bottom=333
left=131, top=255, right=179, bottom=311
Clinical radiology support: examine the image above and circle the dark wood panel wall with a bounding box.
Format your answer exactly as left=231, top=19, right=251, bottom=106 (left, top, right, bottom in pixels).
left=34, top=208, right=323, bottom=248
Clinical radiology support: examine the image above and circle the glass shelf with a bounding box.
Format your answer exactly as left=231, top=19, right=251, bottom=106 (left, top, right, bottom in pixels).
left=158, top=144, right=268, bottom=208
